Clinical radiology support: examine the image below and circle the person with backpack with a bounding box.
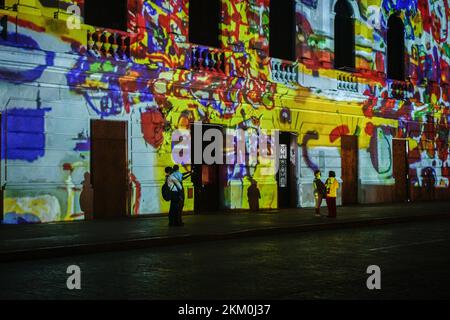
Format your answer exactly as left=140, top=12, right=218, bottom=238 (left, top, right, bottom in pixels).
left=313, top=170, right=327, bottom=217
left=163, top=167, right=183, bottom=226
left=325, top=171, right=339, bottom=218
left=171, top=165, right=192, bottom=226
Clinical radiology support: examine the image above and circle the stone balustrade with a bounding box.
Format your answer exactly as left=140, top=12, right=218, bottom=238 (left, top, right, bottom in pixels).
left=190, top=46, right=226, bottom=73
left=271, top=59, right=298, bottom=83
left=86, top=30, right=132, bottom=61
left=337, top=73, right=358, bottom=92
left=388, top=80, right=414, bottom=100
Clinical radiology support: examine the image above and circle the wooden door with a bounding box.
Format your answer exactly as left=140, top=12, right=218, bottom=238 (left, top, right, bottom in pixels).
left=341, top=135, right=358, bottom=205
left=91, top=120, right=129, bottom=219
left=393, top=139, right=409, bottom=202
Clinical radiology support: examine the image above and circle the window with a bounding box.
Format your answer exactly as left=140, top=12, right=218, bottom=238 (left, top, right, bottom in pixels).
left=0, top=0, right=4, bottom=9
left=189, top=0, right=221, bottom=48
left=84, top=0, right=128, bottom=31
left=334, top=0, right=355, bottom=70
left=387, top=14, right=405, bottom=81
left=269, top=0, right=296, bottom=61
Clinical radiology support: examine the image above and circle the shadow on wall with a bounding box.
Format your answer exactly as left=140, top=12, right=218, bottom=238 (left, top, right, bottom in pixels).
left=247, top=178, right=261, bottom=211
left=80, top=172, right=93, bottom=220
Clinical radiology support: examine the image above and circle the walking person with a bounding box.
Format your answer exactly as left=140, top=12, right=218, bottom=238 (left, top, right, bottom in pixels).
left=325, top=171, right=339, bottom=218
left=313, top=170, right=327, bottom=217
left=171, top=165, right=192, bottom=226
left=164, top=166, right=182, bottom=227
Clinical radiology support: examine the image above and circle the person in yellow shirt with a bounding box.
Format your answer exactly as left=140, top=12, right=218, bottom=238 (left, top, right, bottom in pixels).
left=325, top=171, right=339, bottom=218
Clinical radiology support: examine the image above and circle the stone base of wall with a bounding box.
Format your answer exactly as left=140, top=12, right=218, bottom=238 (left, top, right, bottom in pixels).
left=410, top=186, right=450, bottom=202
left=358, top=184, right=396, bottom=204
left=298, top=181, right=342, bottom=208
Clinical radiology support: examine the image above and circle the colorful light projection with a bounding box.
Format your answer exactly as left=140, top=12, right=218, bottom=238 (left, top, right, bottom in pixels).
left=0, top=0, right=449, bottom=223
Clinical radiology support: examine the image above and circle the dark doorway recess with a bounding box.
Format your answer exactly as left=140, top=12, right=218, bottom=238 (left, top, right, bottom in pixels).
left=277, top=132, right=298, bottom=208
left=334, top=0, right=355, bottom=70
left=91, top=120, right=129, bottom=219
left=393, top=139, right=409, bottom=202
left=189, top=0, right=221, bottom=48
left=269, top=0, right=296, bottom=61
left=84, top=0, right=128, bottom=31
left=190, top=123, right=225, bottom=213
left=0, top=113, right=2, bottom=222
left=341, top=135, right=358, bottom=205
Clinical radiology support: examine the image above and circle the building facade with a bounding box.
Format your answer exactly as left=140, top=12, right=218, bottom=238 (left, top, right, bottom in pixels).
left=0, top=0, right=449, bottom=224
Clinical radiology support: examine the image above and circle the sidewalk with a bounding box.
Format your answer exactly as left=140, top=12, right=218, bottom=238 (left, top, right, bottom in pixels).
left=1, top=201, right=450, bottom=262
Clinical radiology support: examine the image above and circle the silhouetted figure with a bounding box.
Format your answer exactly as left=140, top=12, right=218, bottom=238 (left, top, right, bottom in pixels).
left=165, top=167, right=182, bottom=227
left=172, top=165, right=192, bottom=226
left=313, top=170, right=327, bottom=217
left=247, top=179, right=261, bottom=211
left=421, top=167, right=436, bottom=200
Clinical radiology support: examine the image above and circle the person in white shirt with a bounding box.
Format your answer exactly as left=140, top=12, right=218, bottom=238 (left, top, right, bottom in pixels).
left=171, top=165, right=192, bottom=225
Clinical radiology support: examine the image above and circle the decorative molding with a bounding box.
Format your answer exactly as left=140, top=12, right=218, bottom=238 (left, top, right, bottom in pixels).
left=86, top=30, right=133, bottom=61
left=337, top=73, right=358, bottom=92
left=190, top=45, right=226, bottom=74
left=271, top=59, right=299, bottom=83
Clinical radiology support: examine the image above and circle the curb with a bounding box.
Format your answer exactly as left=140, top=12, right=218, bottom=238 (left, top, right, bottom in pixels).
left=1, top=213, right=449, bottom=263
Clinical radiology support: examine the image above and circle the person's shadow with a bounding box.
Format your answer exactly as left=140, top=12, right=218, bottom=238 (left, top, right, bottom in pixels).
left=247, top=179, right=261, bottom=212
left=80, top=172, right=94, bottom=220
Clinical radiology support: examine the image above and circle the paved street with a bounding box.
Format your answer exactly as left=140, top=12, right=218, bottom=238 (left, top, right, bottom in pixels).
left=1, top=201, right=450, bottom=262
left=1, top=219, right=450, bottom=300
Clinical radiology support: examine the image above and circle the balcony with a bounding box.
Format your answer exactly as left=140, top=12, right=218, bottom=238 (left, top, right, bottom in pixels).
left=86, top=29, right=132, bottom=61
left=337, top=73, right=358, bottom=93
left=271, top=59, right=298, bottom=84
left=189, top=46, right=226, bottom=74
left=388, top=80, right=414, bottom=100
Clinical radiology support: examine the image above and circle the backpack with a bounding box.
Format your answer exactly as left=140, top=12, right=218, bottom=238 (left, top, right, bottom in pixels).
left=162, top=178, right=171, bottom=201
left=316, top=179, right=327, bottom=197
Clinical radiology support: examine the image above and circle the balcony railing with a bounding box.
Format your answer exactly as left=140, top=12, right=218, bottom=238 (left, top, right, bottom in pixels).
left=190, top=46, right=226, bottom=73
left=388, top=80, right=414, bottom=100
left=86, top=30, right=132, bottom=61
left=337, top=73, right=358, bottom=92
left=271, top=59, right=298, bottom=83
